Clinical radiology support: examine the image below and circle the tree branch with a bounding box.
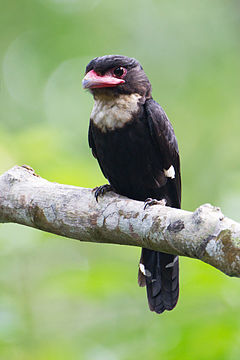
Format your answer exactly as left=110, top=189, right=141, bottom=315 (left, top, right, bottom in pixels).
left=0, top=165, right=240, bottom=277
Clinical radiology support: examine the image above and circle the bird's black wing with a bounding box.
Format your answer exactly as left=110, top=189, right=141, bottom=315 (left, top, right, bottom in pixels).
left=139, top=98, right=181, bottom=314
left=88, top=120, right=97, bottom=159
left=145, top=98, right=181, bottom=208
left=88, top=120, right=110, bottom=181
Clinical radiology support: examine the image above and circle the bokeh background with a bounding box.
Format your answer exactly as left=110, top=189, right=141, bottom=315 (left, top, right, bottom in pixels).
left=0, top=0, right=240, bottom=359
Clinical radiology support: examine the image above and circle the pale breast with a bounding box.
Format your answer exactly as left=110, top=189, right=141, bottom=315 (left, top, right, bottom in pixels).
left=91, top=93, right=142, bottom=131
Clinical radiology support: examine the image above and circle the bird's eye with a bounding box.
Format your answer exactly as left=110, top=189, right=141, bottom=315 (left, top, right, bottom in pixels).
left=113, top=67, right=125, bottom=78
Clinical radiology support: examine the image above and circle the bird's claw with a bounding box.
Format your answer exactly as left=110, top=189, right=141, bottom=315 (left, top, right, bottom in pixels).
left=144, top=198, right=167, bottom=210
left=93, top=184, right=113, bottom=202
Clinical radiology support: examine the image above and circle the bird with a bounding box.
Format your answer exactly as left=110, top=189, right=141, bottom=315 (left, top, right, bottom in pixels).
left=82, top=55, right=181, bottom=314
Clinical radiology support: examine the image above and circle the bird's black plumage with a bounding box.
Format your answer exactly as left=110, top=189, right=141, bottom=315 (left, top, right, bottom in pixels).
left=83, top=55, right=181, bottom=314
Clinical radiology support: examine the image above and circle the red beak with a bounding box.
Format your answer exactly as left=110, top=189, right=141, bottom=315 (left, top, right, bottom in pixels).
left=82, top=69, right=125, bottom=89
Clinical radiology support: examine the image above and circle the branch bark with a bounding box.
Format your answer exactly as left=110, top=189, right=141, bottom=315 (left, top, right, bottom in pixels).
left=0, top=165, right=240, bottom=277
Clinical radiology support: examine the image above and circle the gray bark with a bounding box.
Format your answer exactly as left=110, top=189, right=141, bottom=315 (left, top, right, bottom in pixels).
left=0, top=165, right=240, bottom=277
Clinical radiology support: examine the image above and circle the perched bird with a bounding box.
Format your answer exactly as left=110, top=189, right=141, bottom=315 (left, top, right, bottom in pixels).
left=82, top=55, right=181, bottom=314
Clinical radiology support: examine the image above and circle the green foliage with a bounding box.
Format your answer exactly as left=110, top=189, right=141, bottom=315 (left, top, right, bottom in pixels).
left=0, top=0, right=240, bottom=358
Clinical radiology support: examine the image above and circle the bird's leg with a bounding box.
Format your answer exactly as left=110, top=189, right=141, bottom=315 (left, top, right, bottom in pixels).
left=93, top=184, right=114, bottom=202
left=144, top=198, right=167, bottom=210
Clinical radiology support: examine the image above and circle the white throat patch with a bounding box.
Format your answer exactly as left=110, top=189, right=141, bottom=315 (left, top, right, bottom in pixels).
left=91, top=93, right=141, bottom=131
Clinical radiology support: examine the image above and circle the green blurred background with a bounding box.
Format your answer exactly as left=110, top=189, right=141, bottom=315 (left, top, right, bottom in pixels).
left=0, top=0, right=240, bottom=359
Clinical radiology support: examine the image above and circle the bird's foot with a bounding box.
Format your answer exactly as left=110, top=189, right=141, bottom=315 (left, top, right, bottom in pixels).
left=93, top=184, right=113, bottom=202
left=144, top=198, right=167, bottom=210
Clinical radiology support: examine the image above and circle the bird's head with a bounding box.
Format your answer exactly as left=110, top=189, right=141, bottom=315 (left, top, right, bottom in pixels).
left=82, top=55, right=152, bottom=99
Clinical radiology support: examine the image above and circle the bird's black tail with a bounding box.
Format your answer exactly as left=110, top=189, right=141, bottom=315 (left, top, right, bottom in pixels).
left=138, top=249, right=179, bottom=314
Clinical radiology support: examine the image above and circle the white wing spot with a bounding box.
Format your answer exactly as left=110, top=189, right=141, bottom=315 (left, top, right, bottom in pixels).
left=165, top=256, right=179, bottom=268
left=164, top=165, right=175, bottom=179
left=139, top=263, right=152, bottom=277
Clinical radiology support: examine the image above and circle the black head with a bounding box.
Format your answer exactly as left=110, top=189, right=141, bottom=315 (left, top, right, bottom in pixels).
left=82, top=55, right=152, bottom=98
